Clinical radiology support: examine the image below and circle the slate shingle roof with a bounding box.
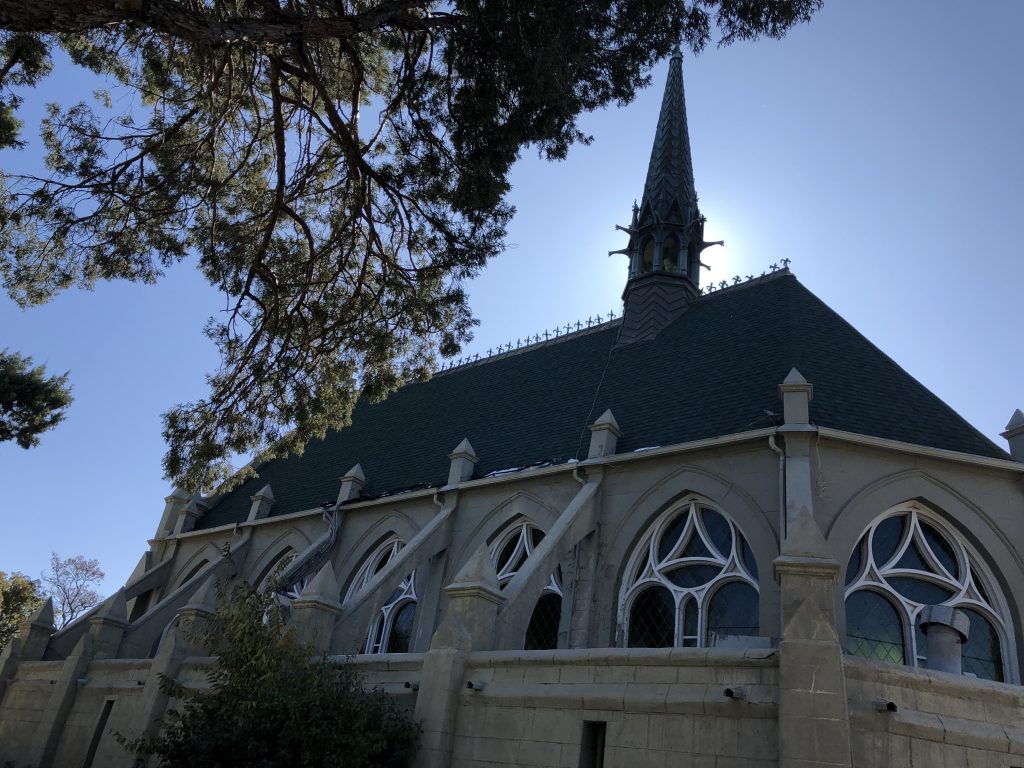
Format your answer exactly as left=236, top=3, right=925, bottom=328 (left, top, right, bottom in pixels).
left=195, top=272, right=1006, bottom=530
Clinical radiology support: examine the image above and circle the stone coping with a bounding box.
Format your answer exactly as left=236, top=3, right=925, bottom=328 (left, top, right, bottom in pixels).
left=11, top=661, right=64, bottom=676
left=844, top=655, right=1024, bottom=707
left=466, top=647, right=777, bottom=668
left=341, top=653, right=426, bottom=672
left=84, top=658, right=152, bottom=672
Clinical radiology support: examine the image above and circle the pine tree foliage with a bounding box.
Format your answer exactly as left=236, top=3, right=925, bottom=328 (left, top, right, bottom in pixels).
left=125, top=580, right=419, bottom=767
left=0, top=349, right=72, bottom=449
left=0, top=1, right=822, bottom=493
left=0, top=570, right=43, bottom=650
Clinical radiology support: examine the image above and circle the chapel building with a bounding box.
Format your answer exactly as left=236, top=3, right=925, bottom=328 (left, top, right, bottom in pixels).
left=3, top=49, right=1024, bottom=768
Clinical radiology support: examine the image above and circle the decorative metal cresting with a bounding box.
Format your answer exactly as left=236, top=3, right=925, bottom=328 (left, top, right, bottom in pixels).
left=437, top=310, right=621, bottom=374
left=700, top=257, right=791, bottom=296
left=437, top=259, right=794, bottom=374
left=844, top=502, right=1011, bottom=682
left=619, top=497, right=759, bottom=649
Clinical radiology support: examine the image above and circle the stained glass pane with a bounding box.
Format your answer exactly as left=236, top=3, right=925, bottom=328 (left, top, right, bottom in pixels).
left=894, top=538, right=931, bottom=573
left=683, top=596, right=698, bottom=637
left=740, top=538, right=758, bottom=581
left=914, top=613, right=928, bottom=667
left=974, top=576, right=991, bottom=605
left=961, top=609, right=1003, bottom=682
left=530, top=527, right=546, bottom=549
left=628, top=586, right=674, bottom=648
left=701, top=508, right=732, bottom=559
left=511, top=549, right=529, bottom=573
left=706, top=582, right=759, bottom=642
left=920, top=522, right=959, bottom=580
left=680, top=533, right=713, bottom=560
left=658, top=514, right=687, bottom=561
left=385, top=602, right=416, bottom=654
left=372, top=548, right=392, bottom=574
left=846, top=590, right=904, bottom=665
left=846, top=538, right=864, bottom=586
left=525, top=593, right=562, bottom=651
left=497, top=537, right=518, bottom=571
left=872, top=516, right=905, bottom=567
left=665, top=564, right=721, bottom=589
left=886, top=577, right=953, bottom=606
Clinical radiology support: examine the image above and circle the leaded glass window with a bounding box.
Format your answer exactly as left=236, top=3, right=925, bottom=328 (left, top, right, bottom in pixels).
left=489, top=520, right=562, bottom=596
left=844, top=504, right=1009, bottom=681
left=525, top=592, right=562, bottom=651
left=619, top=498, right=759, bottom=648
left=365, top=570, right=417, bottom=654
left=490, top=520, right=563, bottom=650
left=345, top=535, right=404, bottom=605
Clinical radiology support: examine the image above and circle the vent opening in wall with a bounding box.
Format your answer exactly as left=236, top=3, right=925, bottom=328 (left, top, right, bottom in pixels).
left=83, top=699, right=114, bottom=768
left=579, top=720, right=606, bottom=768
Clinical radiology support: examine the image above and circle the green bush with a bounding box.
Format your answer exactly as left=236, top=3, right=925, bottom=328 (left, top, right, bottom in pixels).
left=126, top=580, right=419, bottom=768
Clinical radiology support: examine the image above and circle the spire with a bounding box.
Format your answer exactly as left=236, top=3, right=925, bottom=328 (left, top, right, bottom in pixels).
left=639, top=46, right=697, bottom=235
left=614, top=49, right=720, bottom=346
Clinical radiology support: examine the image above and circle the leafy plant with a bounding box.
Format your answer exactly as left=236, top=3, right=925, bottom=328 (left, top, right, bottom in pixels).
left=125, top=579, right=419, bottom=767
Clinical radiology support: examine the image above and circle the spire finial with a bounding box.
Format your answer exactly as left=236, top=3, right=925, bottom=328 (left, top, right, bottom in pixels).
left=615, top=40, right=709, bottom=346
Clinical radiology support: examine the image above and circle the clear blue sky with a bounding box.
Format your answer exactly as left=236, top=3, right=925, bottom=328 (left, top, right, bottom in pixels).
left=2, top=0, right=1022, bottom=598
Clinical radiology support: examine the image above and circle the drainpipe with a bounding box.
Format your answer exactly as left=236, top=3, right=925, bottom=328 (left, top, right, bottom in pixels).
left=768, top=434, right=786, bottom=542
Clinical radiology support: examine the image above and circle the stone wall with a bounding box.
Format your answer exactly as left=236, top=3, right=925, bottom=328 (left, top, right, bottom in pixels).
left=450, top=648, right=778, bottom=768
left=845, top=656, right=1024, bottom=767
left=0, top=661, right=63, bottom=760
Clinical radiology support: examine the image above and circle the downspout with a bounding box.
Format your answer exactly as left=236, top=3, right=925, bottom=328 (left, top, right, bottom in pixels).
left=768, top=434, right=786, bottom=543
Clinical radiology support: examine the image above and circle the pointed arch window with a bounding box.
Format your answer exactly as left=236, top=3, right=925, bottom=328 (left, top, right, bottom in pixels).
left=662, top=235, right=681, bottom=273
left=640, top=239, right=655, bottom=274
left=490, top=520, right=562, bottom=650
left=345, top=535, right=404, bottom=605
left=619, top=498, right=759, bottom=648
left=365, top=571, right=417, bottom=654
left=254, top=548, right=296, bottom=593
left=844, top=503, right=1011, bottom=682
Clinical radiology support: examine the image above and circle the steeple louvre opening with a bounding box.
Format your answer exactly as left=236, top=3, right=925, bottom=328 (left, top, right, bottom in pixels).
left=616, top=48, right=715, bottom=347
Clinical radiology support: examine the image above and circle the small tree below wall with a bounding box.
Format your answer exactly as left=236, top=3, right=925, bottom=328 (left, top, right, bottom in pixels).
left=125, top=580, right=419, bottom=768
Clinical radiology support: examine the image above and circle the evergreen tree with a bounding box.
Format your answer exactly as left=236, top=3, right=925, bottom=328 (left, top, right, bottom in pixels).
left=0, top=350, right=72, bottom=449
left=0, top=570, right=43, bottom=650
left=126, top=580, right=419, bottom=767
left=0, top=1, right=822, bottom=492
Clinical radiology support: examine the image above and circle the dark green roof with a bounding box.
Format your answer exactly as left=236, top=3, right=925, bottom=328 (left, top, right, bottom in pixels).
left=196, top=272, right=1006, bottom=530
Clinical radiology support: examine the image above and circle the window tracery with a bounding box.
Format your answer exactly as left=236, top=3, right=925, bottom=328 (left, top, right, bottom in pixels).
left=619, top=498, right=759, bottom=648
left=365, top=570, right=417, bottom=654
left=844, top=503, right=1009, bottom=681
left=490, top=520, right=562, bottom=650
left=345, top=534, right=404, bottom=605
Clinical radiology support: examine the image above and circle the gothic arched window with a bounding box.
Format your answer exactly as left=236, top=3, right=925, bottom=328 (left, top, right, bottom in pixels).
left=254, top=548, right=296, bottom=593
left=662, top=235, right=680, bottom=273
left=490, top=520, right=562, bottom=650
left=844, top=503, right=1010, bottom=681
left=365, top=571, right=417, bottom=654
left=640, top=239, right=655, bottom=274
left=620, top=498, right=759, bottom=648
left=345, top=534, right=404, bottom=605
